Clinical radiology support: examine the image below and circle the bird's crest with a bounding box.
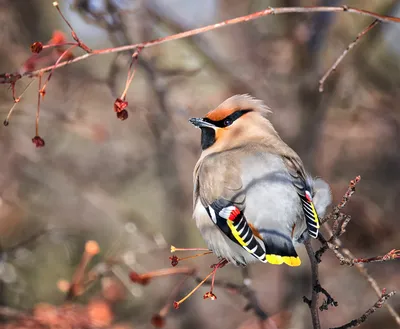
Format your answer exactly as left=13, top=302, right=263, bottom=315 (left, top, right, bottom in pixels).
left=205, top=94, right=271, bottom=121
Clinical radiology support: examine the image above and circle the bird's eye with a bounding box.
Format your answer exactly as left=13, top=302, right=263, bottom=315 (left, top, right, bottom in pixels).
left=224, top=118, right=232, bottom=127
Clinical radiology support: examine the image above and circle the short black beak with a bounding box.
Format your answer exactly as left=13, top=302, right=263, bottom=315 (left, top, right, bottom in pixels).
left=189, top=117, right=215, bottom=129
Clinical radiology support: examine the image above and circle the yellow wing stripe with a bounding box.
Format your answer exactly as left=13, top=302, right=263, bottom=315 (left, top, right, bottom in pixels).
left=227, top=220, right=247, bottom=246
left=309, top=201, right=320, bottom=229
left=266, top=254, right=301, bottom=267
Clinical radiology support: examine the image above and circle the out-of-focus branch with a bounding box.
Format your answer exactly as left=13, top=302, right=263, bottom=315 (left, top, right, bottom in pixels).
left=319, top=19, right=379, bottom=92
left=341, top=248, right=400, bottom=326
left=330, top=290, right=396, bottom=329
left=3, top=5, right=400, bottom=80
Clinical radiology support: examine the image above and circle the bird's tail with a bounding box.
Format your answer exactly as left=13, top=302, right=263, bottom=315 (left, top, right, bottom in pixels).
left=259, top=230, right=302, bottom=267
left=312, top=178, right=332, bottom=218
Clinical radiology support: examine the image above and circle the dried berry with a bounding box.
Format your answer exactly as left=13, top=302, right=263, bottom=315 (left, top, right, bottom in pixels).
left=32, top=135, right=45, bottom=148
left=151, top=314, right=165, bottom=328
left=30, top=41, right=43, bottom=54
left=114, top=98, right=128, bottom=113
left=117, top=110, right=128, bottom=121
left=203, top=291, right=217, bottom=300
left=169, top=255, right=179, bottom=267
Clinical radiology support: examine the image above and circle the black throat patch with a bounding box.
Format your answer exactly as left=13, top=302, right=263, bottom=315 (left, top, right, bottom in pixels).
left=201, top=127, right=216, bottom=150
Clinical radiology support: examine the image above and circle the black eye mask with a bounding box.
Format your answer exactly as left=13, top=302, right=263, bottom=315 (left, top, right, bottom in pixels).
left=200, top=109, right=252, bottom=150
left=203, top=109, right=252, bottom=128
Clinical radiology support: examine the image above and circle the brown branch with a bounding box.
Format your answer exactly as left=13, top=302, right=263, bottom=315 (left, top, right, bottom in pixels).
left=316, top=176, right=361, bottom=262
left=321, top=175, right=361, bottom=225
left=304, top=239, right=321, bottom=329
left=335, top=249, right=400, bottom=266
left=341, top=248, right=400, bottom=326
left=330, top=290, right=396, bottom=329
left=319, top=19, right=380, bottom=92
left=11, top=6, right=400, bottom=79
left=53, top=1, right=92, bottom=53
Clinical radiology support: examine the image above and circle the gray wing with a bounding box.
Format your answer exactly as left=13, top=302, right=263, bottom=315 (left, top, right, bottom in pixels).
left=195, top=152, right=268, bottom=263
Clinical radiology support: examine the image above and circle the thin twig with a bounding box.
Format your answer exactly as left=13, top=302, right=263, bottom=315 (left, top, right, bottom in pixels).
left=319, top=20, right=379, bottom=92
left=342, top=248, right=400, bottom=326
left=330, top=290, right=396, bottom=329
left=53, top=1, right=92, bottom=53
left=321, top=175, right=361, bottom=225
left=12, top=6, right=400, bottom=79
left=336, top=249, right=400, bottom=266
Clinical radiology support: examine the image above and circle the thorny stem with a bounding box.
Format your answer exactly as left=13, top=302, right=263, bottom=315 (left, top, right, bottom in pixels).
left=17, top=6, right=400, bottom=78
left=319, top=20, right=379, bottom=92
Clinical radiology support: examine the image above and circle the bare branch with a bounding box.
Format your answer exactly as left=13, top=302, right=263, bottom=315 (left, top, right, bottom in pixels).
left=10, top=6, right=400, bottom=79
left=304, top=239, right=322, bottom=329
left=319, top=20, right=380, bottom=92
left=330, top=290, right=396, bottom=329
left=321, top=175, right=361, bottom=225
left=336, top=249, right=400, bottom=266
left=341, top=248, right=400, bottom=326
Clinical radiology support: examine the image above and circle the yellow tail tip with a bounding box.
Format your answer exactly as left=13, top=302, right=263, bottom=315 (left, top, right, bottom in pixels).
left=266, top=254, right=301, bottom=266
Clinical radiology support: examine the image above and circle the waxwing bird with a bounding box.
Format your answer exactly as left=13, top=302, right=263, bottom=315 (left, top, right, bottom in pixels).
left=190, top=94, right=332, bottom=267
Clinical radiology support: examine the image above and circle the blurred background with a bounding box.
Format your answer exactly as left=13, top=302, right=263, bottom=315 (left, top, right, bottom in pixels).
left=0, top=0, right=399, bottom=328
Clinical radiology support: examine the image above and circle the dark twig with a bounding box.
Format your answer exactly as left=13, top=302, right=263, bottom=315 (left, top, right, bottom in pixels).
left=316, top=176, right=361, bottom=261
left=341, top=248, right=400, bottom=325
left=321, top=175, right=361, bottom=225
left=319, top=20, right=379, bottom=92
left=315, top=283, right=338, bottom=311
left=304, top=239, right=321, bottom=329
left=330, top=289, right=396, bottom=329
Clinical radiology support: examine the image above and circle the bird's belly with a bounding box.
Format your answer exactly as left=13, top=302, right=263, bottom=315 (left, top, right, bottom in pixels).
left=193, top=201, right=257, bottom=266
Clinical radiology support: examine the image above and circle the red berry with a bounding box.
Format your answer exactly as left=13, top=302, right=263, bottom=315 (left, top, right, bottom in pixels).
left=32, top=136, right=45, bottom=148
left=169, top=255, right=179, bottom=267
left=203, top=291, right=217, bottom=300
left=30, top=41, right=43, bottom=54
left=114, top=98, right=128, bottom=113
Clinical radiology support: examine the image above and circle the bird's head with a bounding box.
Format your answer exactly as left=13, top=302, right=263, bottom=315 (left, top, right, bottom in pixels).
left=189, top=94, right=275, bottom=152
